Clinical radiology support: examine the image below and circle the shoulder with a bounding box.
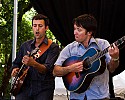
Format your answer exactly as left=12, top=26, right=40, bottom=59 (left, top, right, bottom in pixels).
left=22, top=39, right=33, bottom=45
left=95, top=38, right=110, bottom=50
left=20, top=39, right=34, bottom=48
left=50, top=42, right=59, bottom=50
left=95, top=38, right=110, bottom=45
left=95, top=38, right=108, bottom=42
left=48, top=41, right=60, bottom=52
left=61, top=41, right=78, bottom=53
left=65, top=41, right=79, bottom=48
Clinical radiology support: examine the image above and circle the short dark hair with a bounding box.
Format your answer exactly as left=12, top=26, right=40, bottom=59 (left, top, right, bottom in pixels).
left=73, top=14, right=97, bottom=36
left=32, top=14, right=49, bottom=27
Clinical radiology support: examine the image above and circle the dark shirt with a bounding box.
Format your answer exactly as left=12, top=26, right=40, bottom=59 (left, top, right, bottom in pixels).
left=11, top=37, right=60, bottom=96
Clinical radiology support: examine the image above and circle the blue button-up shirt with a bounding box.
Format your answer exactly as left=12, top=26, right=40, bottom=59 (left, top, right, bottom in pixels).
left=55, top=37, right=111, bottom=100
left=11, top=37, right=60, bottom=96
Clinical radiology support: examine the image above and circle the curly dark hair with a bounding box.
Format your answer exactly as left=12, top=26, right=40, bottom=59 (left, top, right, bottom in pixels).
left=73, top=14, right=97, bottom=36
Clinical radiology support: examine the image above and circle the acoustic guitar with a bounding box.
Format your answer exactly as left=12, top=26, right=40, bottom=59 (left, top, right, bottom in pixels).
left=10, top=48, right=40, bottom=96
left=62, top=36, right=125, bottom=93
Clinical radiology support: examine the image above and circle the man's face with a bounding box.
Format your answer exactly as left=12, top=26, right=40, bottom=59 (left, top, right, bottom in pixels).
left=32, top=19, right=48, bottom=39
left=74, top=24, right=88, bottom=43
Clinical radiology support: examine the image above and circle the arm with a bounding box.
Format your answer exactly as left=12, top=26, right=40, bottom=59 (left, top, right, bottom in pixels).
left=107, top=43, right=119, bottom=73
left=108, top=58, right=119, bottom=73
left=11, top=68, right=19, bottom=77
left=53, top=61, right=84, bottom=76
left=22, top=44, right=60, bottom=74
left=22, top=56, right=47, bottom=73
left=10, top=44, right=24, bottom=76
left=53, top=65, right=71, bottom=76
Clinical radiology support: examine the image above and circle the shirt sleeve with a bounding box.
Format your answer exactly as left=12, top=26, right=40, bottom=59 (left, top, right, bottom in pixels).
left=43, top=43, right=60, bottom=72
left=55, top=44, right=71, bottom=66
left=100, top=39, right=111, bottom=64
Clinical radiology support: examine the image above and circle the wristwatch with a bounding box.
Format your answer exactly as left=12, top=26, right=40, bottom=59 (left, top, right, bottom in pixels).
left=112, top=57, right=119, bottom=62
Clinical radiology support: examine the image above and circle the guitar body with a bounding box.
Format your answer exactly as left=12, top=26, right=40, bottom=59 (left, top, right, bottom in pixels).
left=10, top=67, right=29, bottom=96
left=62, top=48, right=106, bottom=93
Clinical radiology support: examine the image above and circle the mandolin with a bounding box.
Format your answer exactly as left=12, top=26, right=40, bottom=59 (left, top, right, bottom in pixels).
left=10, top=48, right=39, bottom=96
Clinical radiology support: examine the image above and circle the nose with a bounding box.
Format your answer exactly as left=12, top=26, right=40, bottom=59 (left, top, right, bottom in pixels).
left=36, top=25, right=39, bottom=30
left=74, top=29, right=78, bottom=35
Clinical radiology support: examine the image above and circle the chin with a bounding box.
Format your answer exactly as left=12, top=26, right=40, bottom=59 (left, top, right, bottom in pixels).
left=36, top=36, right=43, bottom=39
left=75, top=38, right=79, bottom=41
left=76, top=39, right=81, bottom=43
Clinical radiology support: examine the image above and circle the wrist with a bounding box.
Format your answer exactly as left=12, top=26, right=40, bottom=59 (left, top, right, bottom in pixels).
left=112, top=57, right=119, bottom=62
left=67, top=66, right=71, bottom=73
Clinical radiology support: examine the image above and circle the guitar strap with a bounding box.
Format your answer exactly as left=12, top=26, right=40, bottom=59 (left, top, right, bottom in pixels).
left=95, top=38, right=102, bottom=51
left=20, top=38, right=53, bottom=75
left=20, top=39, right=53, bottom=82
left=21, top=39, right=53, bottom=78
left=34, top=39, right=53, bottom=58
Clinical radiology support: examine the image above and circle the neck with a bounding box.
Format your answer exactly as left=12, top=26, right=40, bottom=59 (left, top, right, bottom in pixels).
left=83, top=41, right=89, bottom=48
left=35, top=36, right=45, bottom=47
left=82, top=36, right=92, bottom=48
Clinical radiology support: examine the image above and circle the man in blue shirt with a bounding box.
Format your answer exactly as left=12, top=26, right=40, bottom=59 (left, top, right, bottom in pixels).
left=53, top=14, right=119, bottom=100
left=10, top=14, right=60, bottom=100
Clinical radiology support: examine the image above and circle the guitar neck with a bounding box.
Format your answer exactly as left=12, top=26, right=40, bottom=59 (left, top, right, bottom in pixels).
left=88, top=36, right=125, bottom=64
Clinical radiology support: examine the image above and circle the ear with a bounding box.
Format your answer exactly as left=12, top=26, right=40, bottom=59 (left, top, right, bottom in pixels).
left=87, top=31, right=92, bottom=35
left=45, top=26, right=49, bottom=31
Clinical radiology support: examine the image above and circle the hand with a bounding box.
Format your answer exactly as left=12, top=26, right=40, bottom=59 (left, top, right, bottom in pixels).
left=108, top=43, right=119, bottom=59
left=11, top=68, right=19, bottom=77
left=68, top=61, right=83, bottom=72
left=22, top=55, right=36, bottom=66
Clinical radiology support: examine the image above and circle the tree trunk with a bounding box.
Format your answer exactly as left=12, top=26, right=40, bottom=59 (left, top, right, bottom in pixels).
left=0, top=54, right=12, bottom=99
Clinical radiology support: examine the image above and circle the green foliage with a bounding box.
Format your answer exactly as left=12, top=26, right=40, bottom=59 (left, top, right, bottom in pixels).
left=0, top=0, right=34, bottom=98
left=0, top=0, right=62, bottom=98
left=46, top=29, right=62, bottom=47
left=0, top=0, right=35, bottom=63
left=0, top=0, right=14, bottom=64
left=17, top=16, right=34, bottom=48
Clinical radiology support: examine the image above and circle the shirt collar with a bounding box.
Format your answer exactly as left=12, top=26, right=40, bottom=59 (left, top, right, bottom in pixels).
left=31, top=36, right=48, bottom=48
left=78, top=37, right=97, bottom=46
left=89, top=37, right=97, bottom=44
